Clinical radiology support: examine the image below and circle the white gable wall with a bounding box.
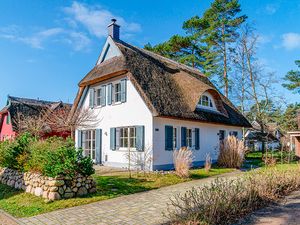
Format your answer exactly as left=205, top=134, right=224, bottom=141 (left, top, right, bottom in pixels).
left=75, top=75, right=153, bottom=168
left=152, top=117, right=243, bottom=170
left=96, top=37, right=122, bottom=65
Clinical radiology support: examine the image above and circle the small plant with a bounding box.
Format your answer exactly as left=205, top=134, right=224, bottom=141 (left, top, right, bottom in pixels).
left=217, top=135, right=247, bottom=168
left=173, top=147, right=193, bottom=178
left=165, top=166, right=300, bottom=225
left=205, top=153, right=212, bottom=172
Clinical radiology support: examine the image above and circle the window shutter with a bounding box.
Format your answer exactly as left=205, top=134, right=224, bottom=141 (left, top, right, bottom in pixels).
left=77, top=130, right=82, bottom=149
left=136, top=126, right=145, bottom=151
left=165, top=125, right=173, bottom=151
left=89, top=88, right=94, bottom=108
left=181, top=127, right=187, bottom=147
left=195, top=128, right=200, bottom=150
left=95, top=129, right=102, bottom=164
left=120, top=79, right=127, bottom=103
left=110, top=128, right=116, bottom=150
left=116, top=128, right=121, bottom=150
left=107, top=83, right=112, bottom=105
left=100, top=85, right=106, bottom=106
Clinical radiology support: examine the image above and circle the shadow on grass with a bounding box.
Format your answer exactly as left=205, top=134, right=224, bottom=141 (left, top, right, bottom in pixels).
left=0, top=184, right=22, bottom=201
left=92, top=176, right=154, bottom=197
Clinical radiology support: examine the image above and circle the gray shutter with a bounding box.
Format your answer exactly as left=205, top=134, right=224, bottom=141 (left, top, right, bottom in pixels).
left=120, top=79, right=127, bottom=103
left=110, top=128, right=116, bottom=150
left=95, top=129, right=102, bottom=164
left=165, top=125, right=173, bottom=151
left=100, top=85, right=106, bottom=106
left=136, top=126, right=144, bottom=151
left=116, top=128, right=121, bottom=150
left=89, top=88, right=94, bottom=108
left=195, top=128, right=200, bottom=150
left=107, top=84, right=112, bottom=105
left=181, top=127, right=187, bottom=147
left=77, top=130, right=82, bottom=149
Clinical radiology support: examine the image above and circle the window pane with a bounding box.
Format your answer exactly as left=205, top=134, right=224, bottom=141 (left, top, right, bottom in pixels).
left=124, top=138, right=128, bottom=147
left=130, top=138, right=135, bottom=148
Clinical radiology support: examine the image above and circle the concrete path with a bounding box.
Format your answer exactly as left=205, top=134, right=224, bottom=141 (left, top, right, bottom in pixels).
left=236, top=190, right=300, bottom=225
left=16, top=171, right=240, bottom=225
left=0, top=210, right=18, bottom=225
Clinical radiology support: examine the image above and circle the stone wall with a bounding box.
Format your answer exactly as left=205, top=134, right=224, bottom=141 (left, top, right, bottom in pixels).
left=0, top=168, right=96, bottom=201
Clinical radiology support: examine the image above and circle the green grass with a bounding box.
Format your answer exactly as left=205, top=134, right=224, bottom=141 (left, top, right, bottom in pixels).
left=244, top=151, right=297, bottom=168
left=0, top=167, right=234, bottom=218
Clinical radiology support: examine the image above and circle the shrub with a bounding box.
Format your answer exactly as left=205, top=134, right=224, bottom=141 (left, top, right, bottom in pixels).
left=26, top=137, right=94, bottom=177
left=165, top=167, right=300, bottom=225
left=217, top=135, right=247, bottom=168
left=173, top=147, right=193, bottom=178
left=204, top=153, right=212, bottom=172
left=0, top=136, right=95, bottom=177
left=0, top=133, right=32, bottom=171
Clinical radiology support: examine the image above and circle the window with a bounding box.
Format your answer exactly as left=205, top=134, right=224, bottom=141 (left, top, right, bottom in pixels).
left=173, top=127, right=177, bottom=149
left=187, top=129, right=192, bottom=148
left=96, top=88, right=101, bottom=106
left=219, top=130, right=225, bottom=141
left=6, top=114, right=10, bottom=125
left=119, top=127, right=136, bottom=148
left=114, top=83, right=121, bottom=102
left=229, top=131, right=238, bottom=137
left=83, top=130, right=96, bottom=161
left=198, top=94, right=214, bottom=108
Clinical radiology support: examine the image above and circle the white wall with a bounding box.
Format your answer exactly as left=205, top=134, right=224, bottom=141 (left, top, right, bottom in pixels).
left=152, top=117, right=243, bottom=169
left=76, top=75, right=153, bottom=168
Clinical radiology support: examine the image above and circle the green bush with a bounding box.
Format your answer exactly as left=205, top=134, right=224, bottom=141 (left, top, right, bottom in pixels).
left=0, top=133, right=32, bottom=171
left=0, top=135, right=95, bottom=177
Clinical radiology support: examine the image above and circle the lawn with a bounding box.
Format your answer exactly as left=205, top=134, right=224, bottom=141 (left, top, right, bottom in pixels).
left=244, top=150, right=296, bottom=168
left=0, top=166, right=234, bottom=218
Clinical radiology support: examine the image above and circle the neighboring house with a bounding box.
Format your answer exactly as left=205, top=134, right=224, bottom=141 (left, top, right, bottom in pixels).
left=72, top=19, right=251, bottom=170
left=288, top=110, right=300, bottom=157
left=245, top=121, right=283, bottom=151
left=0, top=96, right=72, bottom=141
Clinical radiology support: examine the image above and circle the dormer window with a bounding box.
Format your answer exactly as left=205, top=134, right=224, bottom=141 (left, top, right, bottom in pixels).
left=197, top=94, right=215, bottom=110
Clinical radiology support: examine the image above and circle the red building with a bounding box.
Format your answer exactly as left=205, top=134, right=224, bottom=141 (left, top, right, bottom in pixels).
left=0, top=96, right=72, bottom=141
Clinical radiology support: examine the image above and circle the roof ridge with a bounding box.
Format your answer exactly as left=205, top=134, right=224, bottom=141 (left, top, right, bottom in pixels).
left=113, top=39, right=206, bottom=77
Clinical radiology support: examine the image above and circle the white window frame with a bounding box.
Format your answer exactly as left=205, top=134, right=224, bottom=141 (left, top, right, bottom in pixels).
left=197, top=94, right=217, bottom=111
left=186, top=128, right=192, bottom=148
left=173, top=127, right=177, bottom=149
left=82, top=130, right=96, bottom=162
left=114, top=82, right=121, bottom=103
left=95, top=88, right=102, bottom=106
left=118, top=126, right=137, bottom=151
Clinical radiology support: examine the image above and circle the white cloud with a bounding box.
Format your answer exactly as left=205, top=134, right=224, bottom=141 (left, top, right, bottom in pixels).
left=0, top=26, right=64, bottom=49
left=63, top=2, right=141, bottom=38
left=282, top=33, right=300, bottom=50
left=265, top=4, right=279, bottom=15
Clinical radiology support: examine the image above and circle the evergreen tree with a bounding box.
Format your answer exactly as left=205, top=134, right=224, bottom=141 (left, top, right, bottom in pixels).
left=201, top=0, right=247, bottom=97
left=282, top=60, right=300, bottom=94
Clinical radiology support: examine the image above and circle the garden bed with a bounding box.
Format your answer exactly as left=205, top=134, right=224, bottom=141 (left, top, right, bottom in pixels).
left=0, top=166, right=234, bottom=217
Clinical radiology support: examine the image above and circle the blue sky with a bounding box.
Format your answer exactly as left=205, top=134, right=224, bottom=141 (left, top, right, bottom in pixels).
left=0, top=0, right=299, bottom=107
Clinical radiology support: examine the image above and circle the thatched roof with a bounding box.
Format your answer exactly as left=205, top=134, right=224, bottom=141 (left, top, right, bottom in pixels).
left=76, top=38, right=251, bottom=128
left=1, top=96, right=72, bottom=131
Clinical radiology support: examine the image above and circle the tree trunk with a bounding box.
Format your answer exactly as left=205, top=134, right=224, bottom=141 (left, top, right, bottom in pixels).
left=222, top=23, right=228, bottom=97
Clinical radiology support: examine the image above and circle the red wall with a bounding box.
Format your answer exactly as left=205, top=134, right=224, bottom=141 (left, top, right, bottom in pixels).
left=0, top=113, right=16, bottom=141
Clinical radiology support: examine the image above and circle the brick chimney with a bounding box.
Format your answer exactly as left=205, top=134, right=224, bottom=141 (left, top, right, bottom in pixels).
left=107, top=18, right=120, bottom=40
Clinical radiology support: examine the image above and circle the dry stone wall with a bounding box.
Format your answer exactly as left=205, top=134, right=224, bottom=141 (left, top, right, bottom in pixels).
left=0, top=168, right=96, bottom=201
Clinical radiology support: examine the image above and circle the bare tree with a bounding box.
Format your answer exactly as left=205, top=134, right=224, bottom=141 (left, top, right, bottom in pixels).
left=233, top=24, right=280, bottom=155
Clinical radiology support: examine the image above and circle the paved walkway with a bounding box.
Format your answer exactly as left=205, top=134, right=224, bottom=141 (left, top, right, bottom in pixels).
left=15, top=171, right=240, bottom=225
left=237, top=190, right=300, bottom=225
left=0, top=210, right=18, bottom=225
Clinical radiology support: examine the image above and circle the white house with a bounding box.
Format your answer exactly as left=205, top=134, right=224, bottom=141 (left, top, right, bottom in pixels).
left=72, top=19, right=251, bottom=170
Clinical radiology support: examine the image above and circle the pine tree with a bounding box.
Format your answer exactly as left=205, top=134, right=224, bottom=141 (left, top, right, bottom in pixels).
left=201, top=0, right=247, bottom=97
left=282, top=60, right=300, bottom=94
